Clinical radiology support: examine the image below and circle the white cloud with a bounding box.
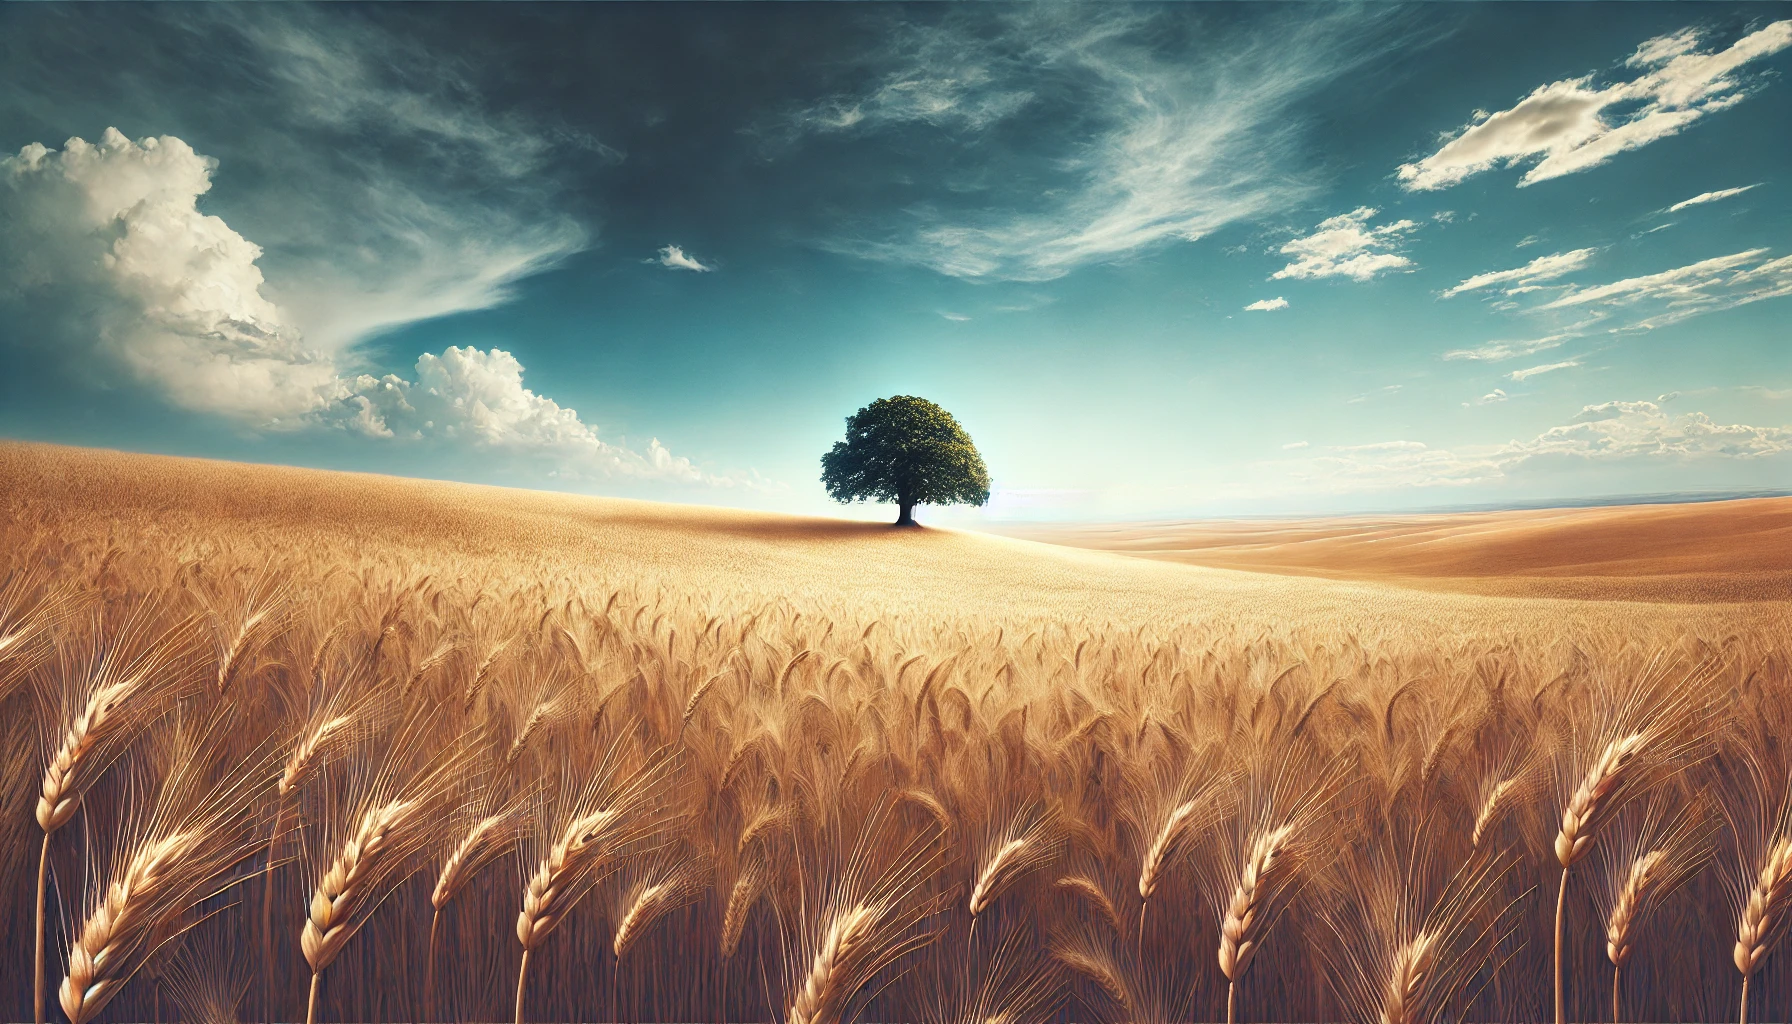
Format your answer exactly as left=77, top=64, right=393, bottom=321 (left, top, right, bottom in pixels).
left=1, top=129, right=339, bottom=423
left=211, top=11, right=591, bottom=352
left=656, top=245, right=712, bottom=272
left=1346, top=384, right=1405, bottom=404
left=1669, top=184, right=1762, bottom=212
left=1443, top=329, right=1586, bottom=362
left=1244, top=296, right=1289, bottom=311
left=1332, top=440, right=1427, bottom=453
left=1398, top=21, right=1792, bottom=190
left=786, top=23, right=1034, bottom=135
left=1440, top=248, right=1598, bottom=298
left=0, top=130, right=729, bottom=486
left=1272, top=207, right=1417, bottom=282
left=808, top=8, right=1393, bottom=281
left=1538, top=248, right=1792, bottom=326
left=1281, top=440, right=1309, bottom=450
left=1477, top=388, right=1509, bottom=404
left=1282, top=398, right=1791, bottom=492
left=345, top=346, right=716, bottom=483
left=1509, top=359, right=1581, bottom=381
left=939, top=311, right=972, bottom=321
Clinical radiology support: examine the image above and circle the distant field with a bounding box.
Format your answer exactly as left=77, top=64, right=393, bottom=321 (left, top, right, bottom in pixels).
left=994, top=498, right=1792, bottom=602
left=3, top=441, right=1790, bottom=1024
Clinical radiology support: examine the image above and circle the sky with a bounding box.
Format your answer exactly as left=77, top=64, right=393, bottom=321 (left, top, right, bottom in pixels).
left=0, top=3, right=1788, bottom=522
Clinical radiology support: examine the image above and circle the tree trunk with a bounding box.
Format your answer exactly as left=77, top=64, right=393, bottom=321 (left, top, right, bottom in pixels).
left=896, top=497, right=917, bottom=526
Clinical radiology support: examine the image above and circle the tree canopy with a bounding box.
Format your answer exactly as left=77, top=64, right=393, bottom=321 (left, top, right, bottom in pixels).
left=820, top=395, right=990, bottom=526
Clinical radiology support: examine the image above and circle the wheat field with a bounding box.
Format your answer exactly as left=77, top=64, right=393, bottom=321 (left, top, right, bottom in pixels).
left=4, top=441, right=1792, bottom=1024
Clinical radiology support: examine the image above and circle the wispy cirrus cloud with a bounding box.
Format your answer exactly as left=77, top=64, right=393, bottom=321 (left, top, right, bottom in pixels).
left=1271, top=207, right=1418, bottom=282
left=1669, top=183, right=1762, bottom=212
left=1538, top=248, right=1792, bottom=327
left=1398, top=21, right=1792, bottom=191
left=1440, top=248, right=1598, bottom=298
left=1509, top=359, right=1581, bottom=381
left=801, top=7, right=1403, bottom=282
left=1279, top=398, right=1792, bottom=493
left=1443, top=329, right=1586, bottom=362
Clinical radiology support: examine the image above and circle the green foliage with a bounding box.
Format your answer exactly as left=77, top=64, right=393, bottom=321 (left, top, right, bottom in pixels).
left=820, top=395, right=990, bottom=524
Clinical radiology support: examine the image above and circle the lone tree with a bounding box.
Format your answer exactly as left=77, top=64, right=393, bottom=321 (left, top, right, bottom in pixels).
left=821, top=395, right=990, bottom=526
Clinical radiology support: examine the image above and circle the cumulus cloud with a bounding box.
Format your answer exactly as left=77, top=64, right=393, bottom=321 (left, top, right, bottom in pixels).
left=656, top=245, right=712, bottom=272
left=1508, top=359, right=1581, bottom=381
left=1440, top=248, right=1598, bottom=298
left=1271, top=207, right=1417, bottom=281
left=1244, top=296, right=1289, bottom=311
left=1398, top=21, right=1792, bottom=190
left=1, top=129, right=339, bottom=423
left=1283, top=398, right=1792, bottom=492
left=805, top=7, right=1397, bottom=281
left=1669, top=184, right=1762, bottom=212
left=0, top=129, right=728, bottom=486
left=345, top=347, right=711, bottom=482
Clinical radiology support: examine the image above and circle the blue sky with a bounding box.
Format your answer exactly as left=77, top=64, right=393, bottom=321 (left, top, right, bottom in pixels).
left=1, top=4, right=1787, bottom=520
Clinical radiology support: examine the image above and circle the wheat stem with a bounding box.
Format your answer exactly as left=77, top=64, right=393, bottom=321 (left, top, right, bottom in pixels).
left=1554, top=866, right=1569, bottom=1024
left=34, top=831, right=50, bottom=1024
left=424, top=908, right=442, bottom=1023
left=513, top=948, right=531, bottom=1024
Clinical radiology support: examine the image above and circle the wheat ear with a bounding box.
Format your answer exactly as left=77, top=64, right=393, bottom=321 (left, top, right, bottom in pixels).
left=1379, top=930, right=1437, bottom=1024
left=1554, top=732, right=1647, bottom=1024
left=1736, top=837, right=1792, bottom=1024
left=1472, top=777, right=1518, bottom=848
left=301, top=798, right=422, bottom=976
left=1219, top=823, right=1296, bottom=1024
left=971, top=839, right=1027, bottom=917
left=1054, top=876, right=1122, bottom=934
left=433, top=813, right=507, bottom=910
left=787, top=904, right=876, bottom=1024
left=1606, top=850, right=1664, bottom=969
left=60, top=832, right=200, bottom=1024
left=721, top=855, right=770, bottom=958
